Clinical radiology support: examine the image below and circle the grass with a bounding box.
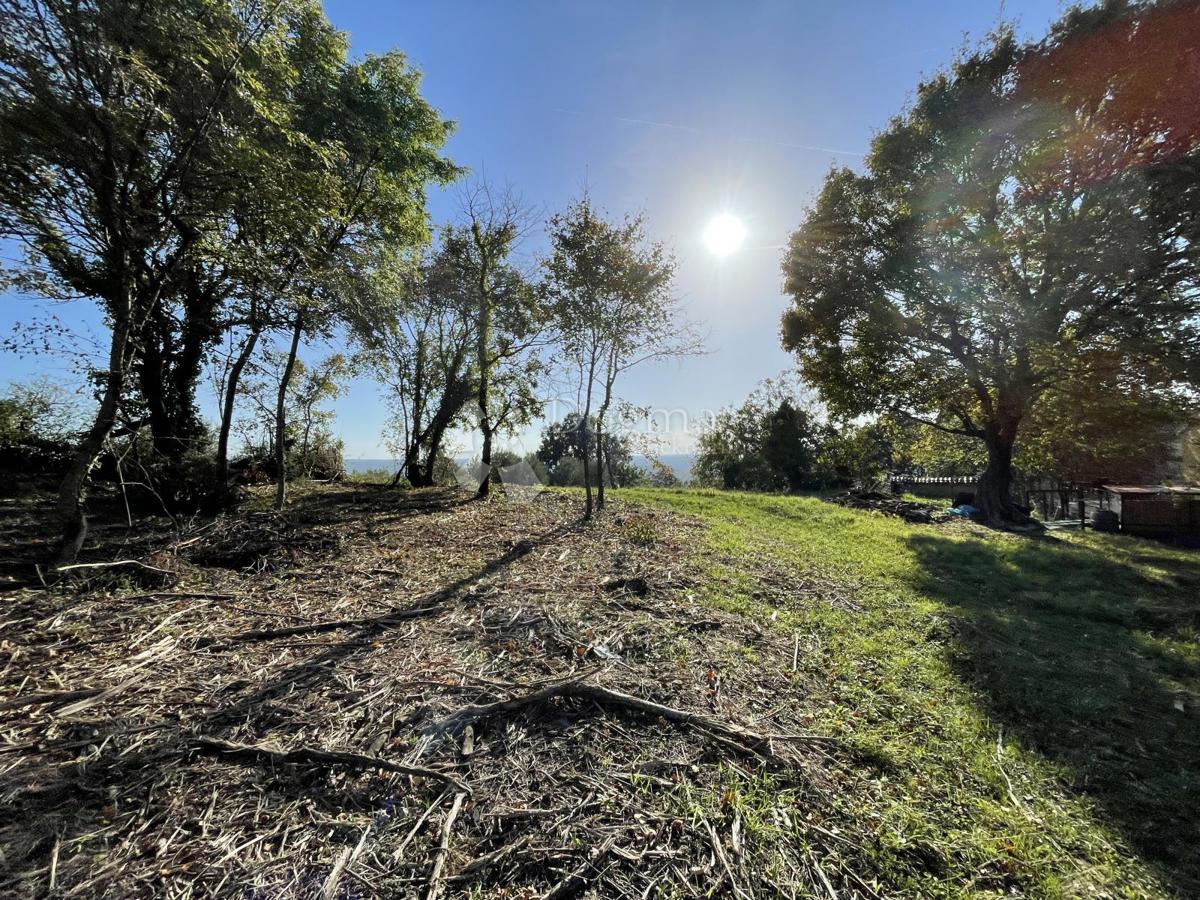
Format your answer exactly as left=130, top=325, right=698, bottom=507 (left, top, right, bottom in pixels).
left=624, top=487, right=1200, bottom=898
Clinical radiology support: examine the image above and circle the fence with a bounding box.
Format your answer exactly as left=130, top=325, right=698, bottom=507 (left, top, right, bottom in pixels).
left=891, top=475, right=1109, bottom=525
left=889, top=476, right=976, bottom=500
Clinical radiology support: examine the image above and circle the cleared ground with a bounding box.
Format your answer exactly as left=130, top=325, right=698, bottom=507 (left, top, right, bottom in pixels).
left=0, top=483, right=1196, bottom=898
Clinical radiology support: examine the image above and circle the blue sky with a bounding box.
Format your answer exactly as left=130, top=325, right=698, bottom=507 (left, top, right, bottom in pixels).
left=0, top=0, right=1065, bottom=459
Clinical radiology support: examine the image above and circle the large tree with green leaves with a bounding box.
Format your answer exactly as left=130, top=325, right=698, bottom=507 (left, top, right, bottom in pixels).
left=267, top=50, right=457, bottom=509
left=780, top=0, right=1200, bottom=523
left=0, top=0, right=334, bottom=556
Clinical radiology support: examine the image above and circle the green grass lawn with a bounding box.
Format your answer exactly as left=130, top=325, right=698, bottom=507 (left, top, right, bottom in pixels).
left=625, top=488, right=1200, bottom=898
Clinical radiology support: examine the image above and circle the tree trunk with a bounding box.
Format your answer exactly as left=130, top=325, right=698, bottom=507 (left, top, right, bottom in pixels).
left=578, top=351, right=598, bottom=520
left=594, top=346, right=620, bottom=509
left=595, top=393, right=614, bottom=508
left=474, top=249, right=494, bottom=499
left=410, top=463, right=436, bottom=487
left=975, top=423, right=1018, bottom=524
left=215, top=325, right=261, bottom=493
left=477, top=423, right=493, bottom=498
left=579, top=418, right=593, bottom=519
left=56, top=295, right=134, bottom=563
left=273, top=312, right=304, bottom=511
left=595, top=421, right=606, bottom=506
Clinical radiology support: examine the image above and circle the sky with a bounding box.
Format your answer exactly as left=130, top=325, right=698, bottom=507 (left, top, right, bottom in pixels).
left=0, top=0, right=1067, bottom=460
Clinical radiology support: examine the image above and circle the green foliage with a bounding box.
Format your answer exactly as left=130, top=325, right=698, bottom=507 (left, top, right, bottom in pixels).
left=780, top=1, right=1200, bottom=517
left=0, top=378, right=89, bottom=447
left=542, top=195, right=696, bottom=512
left=536, top=413, right=642, bottom=487
left=234, top=350, right=346, bottom=481
left=0, top=0, right=455, bottom=534
left=365, top=241, right=477, bottom=488
left=695, top=374, right=886, bottom=491
left=762, top=400, right=823, bottom=492
left=888, top=350, right=1196, bottom=482
left=0, top=377, right=91, bottom=477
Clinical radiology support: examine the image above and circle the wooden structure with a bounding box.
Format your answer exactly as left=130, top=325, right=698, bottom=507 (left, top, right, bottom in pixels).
left=1103, top=484, right=1200, bottom=542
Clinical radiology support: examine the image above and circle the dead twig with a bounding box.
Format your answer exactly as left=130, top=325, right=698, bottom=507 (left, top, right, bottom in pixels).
left=53, top=559, right=173, bottom=576
left=424, top=728, right=473, bottom=900
left=200, top=600, right=448, bottom=648
left=191, top=736, right=469, bottom=794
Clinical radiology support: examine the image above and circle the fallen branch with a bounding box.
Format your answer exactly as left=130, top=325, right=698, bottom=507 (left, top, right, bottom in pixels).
left=423, top=675, right=833, bottom=760
left=200, top=600, right=448, bottom=648
left=54, top=559, right=174, bottom=576
left=422, top=673, right=596, bottom=739
left=191, top=736, right=469, bottom=794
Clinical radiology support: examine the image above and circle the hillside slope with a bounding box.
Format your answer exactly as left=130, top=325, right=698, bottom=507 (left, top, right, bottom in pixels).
left=1, top=484, right=1196, bottom=897
left=632, top=488, right=1200, bottom=898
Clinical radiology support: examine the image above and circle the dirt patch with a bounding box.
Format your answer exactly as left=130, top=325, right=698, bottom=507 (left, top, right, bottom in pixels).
left=826, top=489, right=950, bottom=524
left=0, top=484, right=870, bottom=898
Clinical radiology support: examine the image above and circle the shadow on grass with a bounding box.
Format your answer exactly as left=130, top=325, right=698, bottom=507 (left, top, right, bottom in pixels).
left=906, top=532, right=1200, bottom=895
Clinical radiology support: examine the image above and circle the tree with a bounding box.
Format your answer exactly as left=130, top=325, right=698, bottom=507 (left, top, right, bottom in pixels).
left=291, top=354, right=350, bottom=477
left=544, top=196, right=698, bottom=518
left=268, top=50, right=457, bottom=509
left=887, top=349, right=1196, bottom=485
left=0, top=377, right=92, bottom=477
left=0, top=0, right=338, bottom=557
left=819, top=422, right=893, bottom=486
left=762, top=401, right=824, bottom=493
left=780, top=1, right=1200, bottom=524
left=445, top=183, right=545, bottom=498
left=365, top=245, right=475, bottom=488
left=227, top=347, right=344, bottom=480
left=536, top=412, right=638, bottom=488
left=694, top=375, right=829, bottom=492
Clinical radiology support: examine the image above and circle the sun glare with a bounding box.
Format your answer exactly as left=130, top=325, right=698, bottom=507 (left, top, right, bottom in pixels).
left=703, top=212, right=746, bottom=258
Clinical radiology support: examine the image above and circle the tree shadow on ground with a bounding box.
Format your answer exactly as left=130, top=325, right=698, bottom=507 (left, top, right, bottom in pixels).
left=906, top=531, right=1200, bottom=895
left=2, top=488, right=587, bottom=895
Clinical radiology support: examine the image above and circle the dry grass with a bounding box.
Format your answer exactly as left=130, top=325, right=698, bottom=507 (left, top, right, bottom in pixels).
left=0, top=484, right=864, bottom=898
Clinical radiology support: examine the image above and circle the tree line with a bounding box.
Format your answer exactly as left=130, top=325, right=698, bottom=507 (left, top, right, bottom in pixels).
left=0, top=0, right=695, bottom=562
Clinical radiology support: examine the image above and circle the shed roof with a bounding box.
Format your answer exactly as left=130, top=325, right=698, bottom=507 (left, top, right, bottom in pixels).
left=1103, top=484, right=1200, bottom=495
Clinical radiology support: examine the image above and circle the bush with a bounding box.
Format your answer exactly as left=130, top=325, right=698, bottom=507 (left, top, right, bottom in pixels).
left=0, top=378, right=91, bottom=482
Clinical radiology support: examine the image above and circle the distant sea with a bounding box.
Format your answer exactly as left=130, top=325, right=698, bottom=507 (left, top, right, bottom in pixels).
left=344, top=458, right=401, bottom=475
left=345, top=454, right=695, bottom=482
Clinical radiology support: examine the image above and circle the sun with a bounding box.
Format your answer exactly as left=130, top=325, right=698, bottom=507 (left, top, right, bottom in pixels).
left=703, top=212, right=746, bottom=257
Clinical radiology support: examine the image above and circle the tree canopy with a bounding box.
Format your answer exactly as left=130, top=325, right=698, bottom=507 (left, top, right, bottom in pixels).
left=0, top=0, right=454, bottom=549
left=780, top=0, right=1200, bottom=522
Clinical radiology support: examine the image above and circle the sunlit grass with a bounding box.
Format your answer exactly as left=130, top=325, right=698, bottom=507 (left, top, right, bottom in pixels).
left=625, top=487, right=1200, bottom=898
